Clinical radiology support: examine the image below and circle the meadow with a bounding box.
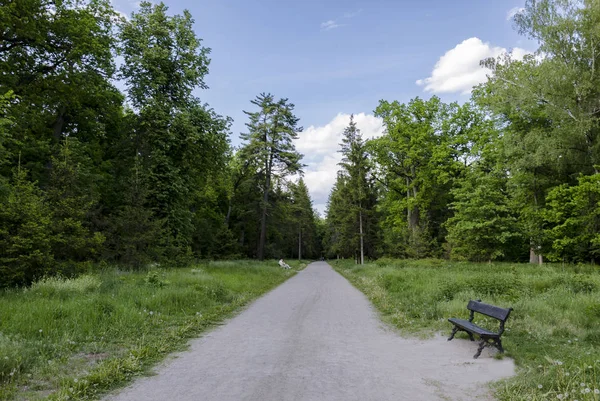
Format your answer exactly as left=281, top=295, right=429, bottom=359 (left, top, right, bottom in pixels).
left=333, top=259, right=600, bottom=401
left=0, top=260, right=306, bottom=400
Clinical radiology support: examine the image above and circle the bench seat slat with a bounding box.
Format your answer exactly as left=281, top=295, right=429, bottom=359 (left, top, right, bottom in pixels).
left=447, top=318, right=500, bottom=338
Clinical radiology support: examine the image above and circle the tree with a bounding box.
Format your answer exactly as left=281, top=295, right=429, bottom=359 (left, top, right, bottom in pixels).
left=47, top=139, right=104, bottom=274
left=474, top=0, right=600, bottom=262
left=0, top=0, right=122, bottom=184
left=446, top=163, right=520, bottom=262
left=336, top=115, right=377, bottom=264
left=291, top=179, right=319, bottom=260
left=0, top=168, right=53, bottom=287
left=544, top=174, right=600, bottom=263
left=371, top=97, right=460, bottom=257
left=119, top=2, right=229, bottom=261
left=240, top=93, right=303, bottom=260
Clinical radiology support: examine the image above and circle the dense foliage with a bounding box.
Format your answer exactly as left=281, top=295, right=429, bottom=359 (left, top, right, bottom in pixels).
left=0, top=1, right=321, bottom=287
left=324, top=0, right=600, bottom=265
left=4, top=0, right=600, bottom=287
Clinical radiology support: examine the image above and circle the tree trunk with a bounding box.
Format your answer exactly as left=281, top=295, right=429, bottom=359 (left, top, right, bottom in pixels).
left=52, top=105, right=66, bottom=142
left=225, top=202, right=232, bottom=227
left=359, top=206, right=364, bottom=265
left=257, top=134, right=272, bottom=260
left=298, top=224, right=302, bottom=260
left=529, top=247, right=542, bottom=264
left=258, top=173, right=269, bottom=260
left=406, top=176, right=419, bottom=232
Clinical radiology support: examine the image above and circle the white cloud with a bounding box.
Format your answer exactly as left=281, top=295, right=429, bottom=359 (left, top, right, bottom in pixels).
left=416, top=37, right=531, bottom=94
left=297, top=113, right=384, bottom=215
left=506, top=6, right=524, bottom=20
left=321, top=20, right=341, bottom=31
left=320, top=9, right=361, bottom=31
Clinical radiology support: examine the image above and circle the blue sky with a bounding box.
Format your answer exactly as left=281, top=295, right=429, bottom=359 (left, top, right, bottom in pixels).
left=113, top=0, right=533, bottom=214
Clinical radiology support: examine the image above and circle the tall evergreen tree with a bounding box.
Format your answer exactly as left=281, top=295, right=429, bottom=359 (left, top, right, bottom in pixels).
left=240, top=93, right=303, bottom=260
left=325, top=116, right=378, bottom=262
left=291, top=178, right=319, bottom=260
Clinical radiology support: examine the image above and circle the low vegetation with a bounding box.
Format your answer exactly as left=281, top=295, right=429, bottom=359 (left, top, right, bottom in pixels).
left=0, top=260, right=306, bottom=400
left=333, top=259, right=600, bottom=401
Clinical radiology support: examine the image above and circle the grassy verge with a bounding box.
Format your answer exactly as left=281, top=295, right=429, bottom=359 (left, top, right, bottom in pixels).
left=0, top=259, right=308, bottom=400
left=332, top=258, right=600, bottom=401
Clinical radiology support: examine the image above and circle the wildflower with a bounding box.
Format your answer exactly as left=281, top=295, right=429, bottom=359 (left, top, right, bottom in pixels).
left=74, top=378, right=78, bottom=383
left=585, top=388, right=590, bottom=394
left=568, top=340, right=571, bottom=343
left=565, top=372, right=570, bottom=376
left=538, top=384, right=543, bottom=389
left=594, top=389, right=599, bottom=394
left=538, top=365, right=543, bottom=368
left=3, top=356, right=7, bottom=360
left=149, top=311, right=154, bottom=315
left=39, top=329, right=42, bottom=333
left=557, top=394, right=563, bottom=399
left=580, top=383, right=586, bottom=387
left=587, top=365, right=592, bottom=369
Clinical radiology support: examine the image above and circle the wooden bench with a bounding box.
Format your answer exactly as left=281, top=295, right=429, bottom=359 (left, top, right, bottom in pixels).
left=447, top=300, right=513, bottom=359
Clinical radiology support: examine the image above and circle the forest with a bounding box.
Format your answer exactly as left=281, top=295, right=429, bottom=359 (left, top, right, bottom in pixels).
left=2, top=0, right=600, bottom=288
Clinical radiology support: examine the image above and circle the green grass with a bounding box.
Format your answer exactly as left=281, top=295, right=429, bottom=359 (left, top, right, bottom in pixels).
left=332, top=258, right=600, bottom=401
left=0, top=259, right=308, bottom=400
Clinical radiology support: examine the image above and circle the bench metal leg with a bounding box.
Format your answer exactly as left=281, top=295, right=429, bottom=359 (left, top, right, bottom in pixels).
left=495, top=338, right=504, bottom=353
left=467, top=332, right=475, bottom=341
left=448, top=326, right=459, bottom=341
left=474, top=340, right=487, bottom=359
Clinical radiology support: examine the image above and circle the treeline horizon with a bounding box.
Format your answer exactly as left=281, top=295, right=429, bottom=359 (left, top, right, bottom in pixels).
left=323, top=0, right=600, bottom=266
left=0, top=0, right=320, bottom=288
left=2, top=0, right=599, bottom=288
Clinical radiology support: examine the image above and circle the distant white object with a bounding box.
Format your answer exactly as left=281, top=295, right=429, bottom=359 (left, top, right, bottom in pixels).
left=279, top=259, right=291, bottom=269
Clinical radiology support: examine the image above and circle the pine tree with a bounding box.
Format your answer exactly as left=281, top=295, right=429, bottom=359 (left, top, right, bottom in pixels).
left=337, top=115, right=378, bottom=263
left=0, top=168, right=54, bottom=287
left=240, top=93, right=303, bottom=260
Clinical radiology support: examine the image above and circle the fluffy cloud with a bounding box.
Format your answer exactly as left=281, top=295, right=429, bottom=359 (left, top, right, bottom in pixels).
left=296, top=113, right=384, bottom=215
left=416, top=37, right=530, bottom=94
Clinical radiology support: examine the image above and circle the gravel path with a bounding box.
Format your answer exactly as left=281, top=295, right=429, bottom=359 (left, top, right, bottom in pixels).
left=106, top=262, right=514, bottom=401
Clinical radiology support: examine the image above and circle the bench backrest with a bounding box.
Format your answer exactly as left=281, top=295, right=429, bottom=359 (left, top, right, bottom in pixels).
left=467, top=300, right=512, bottom=322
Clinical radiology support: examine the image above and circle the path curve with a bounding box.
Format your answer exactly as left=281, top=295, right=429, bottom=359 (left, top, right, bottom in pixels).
left=107, top=262, right=514, bottom=401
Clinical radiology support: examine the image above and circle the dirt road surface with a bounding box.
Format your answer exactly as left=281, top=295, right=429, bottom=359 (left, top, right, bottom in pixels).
left=106, top=261, right=514, bottom=401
